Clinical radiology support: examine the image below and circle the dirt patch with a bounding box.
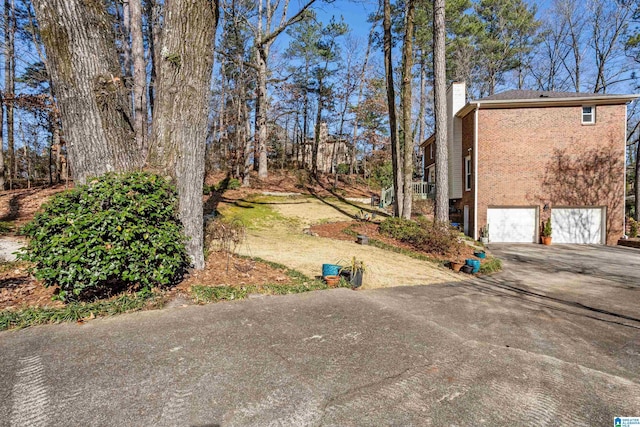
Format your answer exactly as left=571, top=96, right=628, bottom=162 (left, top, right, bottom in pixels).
left=177, top=251, right=296, bottom=292
left=0, top=262, right=60, bottom=310
left=0, top=185, right=69, bottom=229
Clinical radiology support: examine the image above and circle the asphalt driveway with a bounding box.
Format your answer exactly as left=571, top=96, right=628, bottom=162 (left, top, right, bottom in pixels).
left=1, top=245, right=639, bottom=426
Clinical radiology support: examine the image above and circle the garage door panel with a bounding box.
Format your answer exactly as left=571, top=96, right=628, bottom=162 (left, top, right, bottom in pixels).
left=552, top=208, right=603, bottom=244
left=487, top=208, right=537, bottom=243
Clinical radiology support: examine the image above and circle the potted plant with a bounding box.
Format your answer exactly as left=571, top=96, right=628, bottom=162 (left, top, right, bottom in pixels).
left=340, top=257, right=366, bottom=288
left=541, top=218, right=552, bottom=245
left=479, top=225, right=489, bottom=244
left=450, top=261, right=465, bottom=272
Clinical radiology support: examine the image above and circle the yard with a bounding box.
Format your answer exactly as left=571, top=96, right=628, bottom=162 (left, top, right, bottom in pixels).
left=0, top=171, right=497, bottom=329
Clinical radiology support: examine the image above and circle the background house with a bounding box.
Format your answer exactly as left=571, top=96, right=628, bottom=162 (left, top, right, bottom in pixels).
left=422, top=83, right=638, bottom=245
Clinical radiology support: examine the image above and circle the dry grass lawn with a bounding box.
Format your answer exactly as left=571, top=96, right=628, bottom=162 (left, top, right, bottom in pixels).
left=219, top=194, right=463, bottom=289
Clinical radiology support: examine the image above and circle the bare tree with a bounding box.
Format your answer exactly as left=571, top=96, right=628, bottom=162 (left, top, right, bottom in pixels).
left=589, top=0, right=634, bottom=93
left=554, top=0, right=586, bottom=92
left=252, top=0, right=317, bottom=179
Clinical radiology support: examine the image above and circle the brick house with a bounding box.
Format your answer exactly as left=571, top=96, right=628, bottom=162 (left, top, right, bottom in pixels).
left=421, top=82, right=638, bottom=245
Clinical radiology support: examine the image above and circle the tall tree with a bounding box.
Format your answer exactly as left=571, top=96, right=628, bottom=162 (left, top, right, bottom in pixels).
left=400, top=0, right=415, bottom=219
left=589, top=0, right=634, bottom=93
left=473, top=0, right=540, bottom=96
left=34, top=0, right=220, bottom=269
left=311, top=18, right=347, bottom=176
left=5, top=0, right=15, bottom=187
left=625, top=2, right=640, bottom=220
left=146, top=0, right=219, bottom=269
left=32, top=0, right=141, bottom=182
left=252, top=0, right=318, bottom=179
left=433, top=0, right=448, bottom=222
left=129, top=0, right=148, bottom=154
left=382, top=0, right=402, bottom=216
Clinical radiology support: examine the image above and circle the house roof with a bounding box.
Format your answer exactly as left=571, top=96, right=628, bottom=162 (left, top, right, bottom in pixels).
left=419, top=133, right=435, bottom=148
left=456, top=90, right=639, bottom=117
left=476, top=89, right=628, bottom=101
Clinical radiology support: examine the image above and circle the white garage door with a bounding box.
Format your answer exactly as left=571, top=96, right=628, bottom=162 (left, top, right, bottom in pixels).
left=551, top=208, right=604, bottom=244
left=487, top=208, right=537, bottom=243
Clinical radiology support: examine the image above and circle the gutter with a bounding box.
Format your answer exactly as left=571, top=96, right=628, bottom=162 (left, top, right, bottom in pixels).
left=473, top=103, right=479, bottom=241
left=456, top=94, right=640, bottom=118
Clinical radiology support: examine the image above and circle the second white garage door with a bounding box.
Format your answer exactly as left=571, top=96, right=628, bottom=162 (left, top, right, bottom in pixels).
left=551, top=207, right=604, bottom=244
left=487, top=208, right=537, bottom=243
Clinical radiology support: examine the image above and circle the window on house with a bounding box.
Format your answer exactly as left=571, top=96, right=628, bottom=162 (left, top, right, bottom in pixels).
left=430, top=143, right=434, bottom=160
left=465, top=156, right=471, bottom=191
left=582, top=106, right=595, bottom=124
left=427, top=166, right=435, bottom=183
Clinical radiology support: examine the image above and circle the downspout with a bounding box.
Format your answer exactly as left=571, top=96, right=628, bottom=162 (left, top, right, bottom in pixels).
left=473, top=103, right=480, bottom=240
left=623, top=103, right=628, bottom=240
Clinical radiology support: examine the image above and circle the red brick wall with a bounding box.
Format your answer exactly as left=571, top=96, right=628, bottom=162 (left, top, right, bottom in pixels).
left=476, top=104, right=626, bottom=245
left=453, top=112, right=476, bottom=237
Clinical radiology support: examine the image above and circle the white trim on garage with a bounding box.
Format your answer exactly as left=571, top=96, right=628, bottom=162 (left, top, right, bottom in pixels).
left=487, top=207, right=539, bottom=243
left=551, top=207, right=606, bottom=244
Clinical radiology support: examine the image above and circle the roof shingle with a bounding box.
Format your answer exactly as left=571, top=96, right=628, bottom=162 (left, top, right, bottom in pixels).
left=478, top=89, right=625, bottom=101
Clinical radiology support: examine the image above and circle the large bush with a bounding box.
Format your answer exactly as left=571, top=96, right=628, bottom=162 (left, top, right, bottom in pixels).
left=379, top=217, right=462, bottom=256
left=19, top=172, right=189, bottom=301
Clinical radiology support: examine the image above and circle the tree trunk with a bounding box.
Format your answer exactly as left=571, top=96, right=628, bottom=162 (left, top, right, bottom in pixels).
left=32, top=0, right=141, bottom=184
left=5, top=0, right=15, bottom=188
left=130, top=0, right=148, bottom=157
left=433, top=0, right=449, bottom=223
left=121, top=0, right=132, bottom=80
left=243, top=98, right=253, bottom=187
left=633, top=137, right=640, bottom=221
left=351, top=21, right=376, bottom=175
left=147, top=0, right=218, bottom=270
left=400, top=0, right=415, bottom=220
left=144, top=0, right=160, bottom=115
left=383, top=0, right=402, bottom=217
left=255, top=47, right=269, bottom=178
left=52, top=113, right=61, bottom=183
left=0, top=92, right=4, bottom=190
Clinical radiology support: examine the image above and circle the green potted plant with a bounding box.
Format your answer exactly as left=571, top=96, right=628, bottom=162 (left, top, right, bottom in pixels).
left=340, top=257, right=366, bottom=288
left=479, top=225, right=489, bottom=244
left=541, top=218, right=552, bottom=245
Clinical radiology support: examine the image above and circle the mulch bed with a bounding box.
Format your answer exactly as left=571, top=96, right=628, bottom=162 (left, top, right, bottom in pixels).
left=176, top=251, right=297, bottom=292
left=0, top=262, right=60, bottom=310
left=310, top=220, right=479, bottom=263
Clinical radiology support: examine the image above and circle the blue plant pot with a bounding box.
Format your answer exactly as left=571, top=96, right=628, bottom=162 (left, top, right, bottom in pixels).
left=474, top=251, right=486, bottom=259
left=322, top=263, right=341, bottom=277
left=465, top=259, right=481, bottom=274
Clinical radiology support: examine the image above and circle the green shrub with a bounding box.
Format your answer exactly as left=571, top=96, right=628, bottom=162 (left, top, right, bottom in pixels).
left=215, top=176, right=241, bottom=191
left=379, top=217, right=423, bottom=241
left=18, top=172, right=189, bottom=301
left=480, top=257, right=502, bottom=274
left=379, top=217, right=461, bottom=255
left=336, top=163, right=350, bottom=174
left=0, top=221, right=12, bottom=235
left=370, top=161, right=393, bottom=189
left=629, top=218, right=638, bottom=238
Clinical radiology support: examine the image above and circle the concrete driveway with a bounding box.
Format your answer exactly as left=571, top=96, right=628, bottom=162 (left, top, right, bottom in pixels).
left=1, top=245, right=639, bottom=426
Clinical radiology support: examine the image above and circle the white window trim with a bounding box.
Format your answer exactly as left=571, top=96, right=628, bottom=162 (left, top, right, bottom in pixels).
left=430, top=143, right=434, bottom=160
left=426, top=165, right=435, bottom=183
left=465, top=155, right=472, bottom=191
left=582, top=105, right=595, bottom=124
